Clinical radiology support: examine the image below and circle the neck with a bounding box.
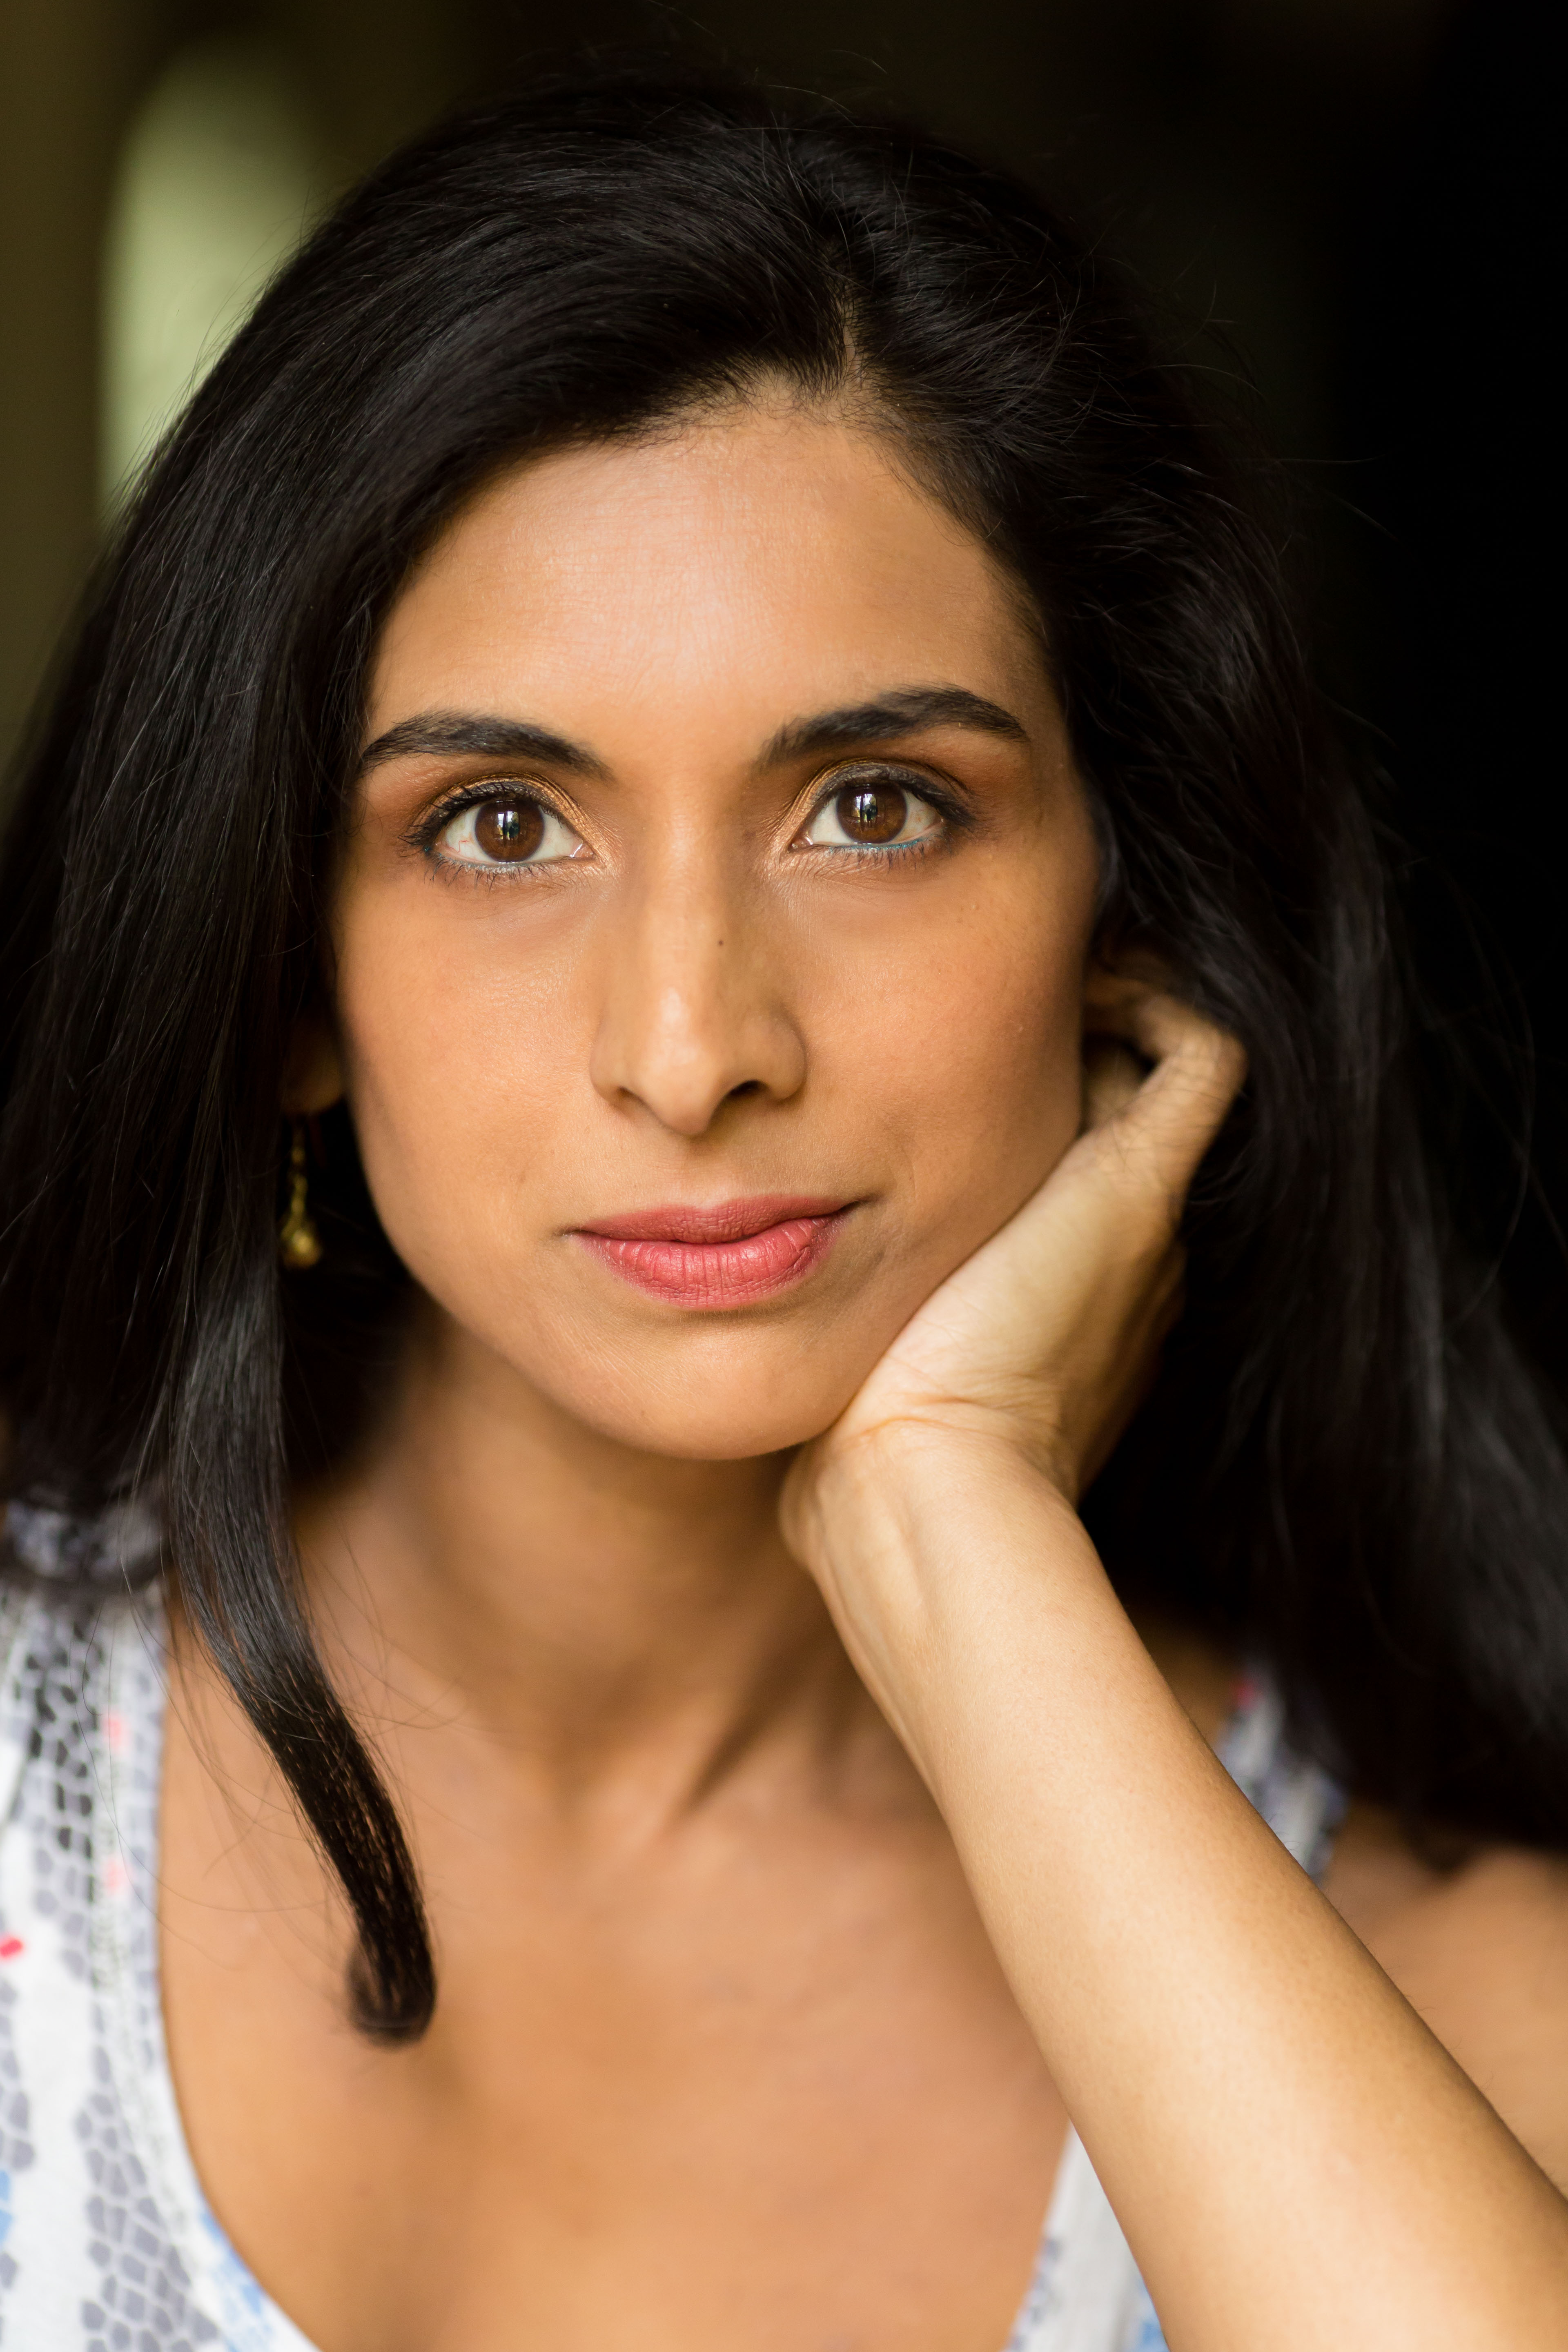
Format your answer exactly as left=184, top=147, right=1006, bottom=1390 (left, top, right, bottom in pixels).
left=292, top=1302, right=879, bottom=1817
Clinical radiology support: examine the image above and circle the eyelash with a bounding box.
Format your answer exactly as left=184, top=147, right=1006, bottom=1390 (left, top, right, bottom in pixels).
left=408, top=764, right=976, bottom=878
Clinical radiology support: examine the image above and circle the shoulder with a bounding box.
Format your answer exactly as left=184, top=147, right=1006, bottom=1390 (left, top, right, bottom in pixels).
left=1327, top=1802, right=1568, bottom=2193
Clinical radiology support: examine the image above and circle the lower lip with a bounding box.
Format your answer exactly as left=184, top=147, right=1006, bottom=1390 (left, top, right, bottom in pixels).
left=574, top=1210, right=849, bottom=1309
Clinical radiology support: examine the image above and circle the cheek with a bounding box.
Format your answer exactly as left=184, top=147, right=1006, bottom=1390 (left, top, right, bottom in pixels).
left=330, top=889, right=586, bottom=1269
left=809, top=873, right=1089, bottom=1250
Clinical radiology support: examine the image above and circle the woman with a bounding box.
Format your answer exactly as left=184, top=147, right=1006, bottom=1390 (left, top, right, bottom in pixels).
left=1, top=61, right=1566, bottom=2352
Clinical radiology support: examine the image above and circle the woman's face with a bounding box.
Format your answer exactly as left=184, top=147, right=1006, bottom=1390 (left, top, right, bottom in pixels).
left=323, top=402, right=1100, bottom=1457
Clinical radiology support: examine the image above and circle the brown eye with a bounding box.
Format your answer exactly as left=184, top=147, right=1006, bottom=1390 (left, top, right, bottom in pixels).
left=474, top=798, right=545, bottom=860
left=434, top=791, right=585, bottom=869
left=800, top=772, right=943, bottom=854
left=835, top=782, right=908, bottom=843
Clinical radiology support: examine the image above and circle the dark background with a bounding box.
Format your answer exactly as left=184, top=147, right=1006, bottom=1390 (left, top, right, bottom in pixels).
left=1, top=0, right=1557, bottom=1343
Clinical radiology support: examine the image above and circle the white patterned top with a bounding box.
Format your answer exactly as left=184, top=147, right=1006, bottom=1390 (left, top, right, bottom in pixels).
left=0, top=1582, right=1344, bottom=2352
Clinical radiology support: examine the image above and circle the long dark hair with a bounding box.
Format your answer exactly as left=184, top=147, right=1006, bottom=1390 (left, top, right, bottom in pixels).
left=4, top=61, right=1565, bottom=2038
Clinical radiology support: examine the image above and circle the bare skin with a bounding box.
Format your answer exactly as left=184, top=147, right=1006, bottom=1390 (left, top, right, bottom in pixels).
left=159, top=403, right=1568, bottom=2351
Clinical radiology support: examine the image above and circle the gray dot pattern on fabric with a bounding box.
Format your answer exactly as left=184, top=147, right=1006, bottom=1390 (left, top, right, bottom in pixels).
left=18, top=1611, right=214, bottom=2348
left=0, top=1972, right=30, bottom=2312
left=77, top=2037, right=214, bottom=2350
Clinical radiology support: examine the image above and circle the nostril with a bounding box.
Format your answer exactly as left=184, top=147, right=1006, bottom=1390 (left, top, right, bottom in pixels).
left=725, top=1080, right=763, bottom=1102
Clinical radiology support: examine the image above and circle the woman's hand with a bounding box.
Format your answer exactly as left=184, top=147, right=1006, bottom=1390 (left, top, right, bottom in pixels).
left=782, top=976, right=1244, bottom=1625
left=780, top=970, right=1242, bottom=1766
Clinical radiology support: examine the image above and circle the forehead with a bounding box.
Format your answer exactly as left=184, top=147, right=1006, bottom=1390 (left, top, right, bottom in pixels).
left=368, top=405, right=1049, bottom=743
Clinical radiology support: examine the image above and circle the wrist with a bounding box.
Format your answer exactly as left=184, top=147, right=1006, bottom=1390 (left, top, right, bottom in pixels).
left=786, top=1415, right=1112, bottom=1770
left=807, top=1414, right=1083, bottom=1555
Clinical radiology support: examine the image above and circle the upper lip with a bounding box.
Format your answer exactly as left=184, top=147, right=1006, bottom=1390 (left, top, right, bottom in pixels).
left=573, top=1196, right=853, bottom=1245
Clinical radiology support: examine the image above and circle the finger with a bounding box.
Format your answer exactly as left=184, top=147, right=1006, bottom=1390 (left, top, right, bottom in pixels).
left=1086, top=966, right=1238, bottom=1080
left=1081, top=1038, right=1146, bottom=1131
left=1087, top=987, right=1246, bottom=1203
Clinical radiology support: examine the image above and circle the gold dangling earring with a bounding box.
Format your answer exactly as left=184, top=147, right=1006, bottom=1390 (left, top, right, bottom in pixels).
left=278, top=1119, right=323, bottom=1269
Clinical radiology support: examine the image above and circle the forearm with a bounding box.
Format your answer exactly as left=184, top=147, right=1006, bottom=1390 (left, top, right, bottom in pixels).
left=809, top=1430, right=1568, bottom=2350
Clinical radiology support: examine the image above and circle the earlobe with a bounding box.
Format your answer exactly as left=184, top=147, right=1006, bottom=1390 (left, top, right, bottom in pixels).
left=281, top=1010, right=345, bottom=1117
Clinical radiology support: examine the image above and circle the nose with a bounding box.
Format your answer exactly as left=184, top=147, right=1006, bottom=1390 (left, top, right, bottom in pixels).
left=588, top=845, right=807, bottom=1137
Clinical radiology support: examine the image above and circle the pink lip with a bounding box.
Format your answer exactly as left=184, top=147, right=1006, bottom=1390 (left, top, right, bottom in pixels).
left=572, top=1195, right=853, bottom=1309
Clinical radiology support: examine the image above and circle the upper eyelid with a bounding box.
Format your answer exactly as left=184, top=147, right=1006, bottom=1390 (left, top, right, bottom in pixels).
left=410, top=775, right=573, bottom=845
left=797, top=760, right=974, bottom=826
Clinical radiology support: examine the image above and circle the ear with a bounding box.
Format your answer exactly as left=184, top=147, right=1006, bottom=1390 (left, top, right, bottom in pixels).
left=281, top=1007, right=344, bottom=1116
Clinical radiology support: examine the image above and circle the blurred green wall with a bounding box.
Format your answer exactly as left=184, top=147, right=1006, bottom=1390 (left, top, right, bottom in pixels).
left=0, top=0, right=1456, bottom=771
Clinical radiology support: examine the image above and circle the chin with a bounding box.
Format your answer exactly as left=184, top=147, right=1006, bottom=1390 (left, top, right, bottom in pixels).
left=555, top=1363, right=858, bottom=1463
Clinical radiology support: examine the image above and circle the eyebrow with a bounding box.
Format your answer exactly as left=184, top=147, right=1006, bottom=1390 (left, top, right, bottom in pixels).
left=358, top=684, right=1027, bottom=782
left=357, top=713, right=608, bottom=777
left=760, top=686, right=1028, bottom=766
